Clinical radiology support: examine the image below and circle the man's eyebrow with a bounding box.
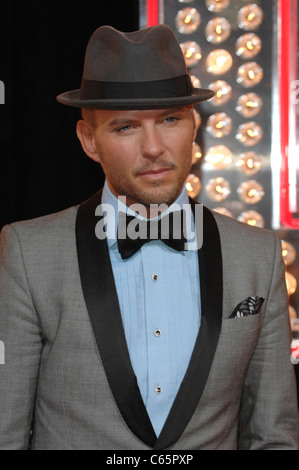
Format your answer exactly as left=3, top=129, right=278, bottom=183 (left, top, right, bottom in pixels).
left=107, top=108, right=186, bottom=128
left=107, top=118, right=138, bottom=128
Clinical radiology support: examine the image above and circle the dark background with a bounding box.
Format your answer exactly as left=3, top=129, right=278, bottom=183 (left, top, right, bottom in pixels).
left=0, top=1, right=139, bottom=229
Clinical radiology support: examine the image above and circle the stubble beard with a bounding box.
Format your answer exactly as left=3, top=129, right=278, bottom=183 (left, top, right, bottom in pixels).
left=115, top=160, right=193, bottom=209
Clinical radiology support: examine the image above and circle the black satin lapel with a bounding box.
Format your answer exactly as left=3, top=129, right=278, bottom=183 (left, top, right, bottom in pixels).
left=76, top=190, right=157, bottom=448
left=155, top=201, right=223, bottom=450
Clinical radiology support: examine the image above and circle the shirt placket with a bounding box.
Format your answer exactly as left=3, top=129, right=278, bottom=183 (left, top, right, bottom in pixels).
left=141, top=242, right=171, bottom=436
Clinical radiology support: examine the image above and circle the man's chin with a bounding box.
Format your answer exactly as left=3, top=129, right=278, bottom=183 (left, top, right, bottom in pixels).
left=128, top=185, right=183, bottom=208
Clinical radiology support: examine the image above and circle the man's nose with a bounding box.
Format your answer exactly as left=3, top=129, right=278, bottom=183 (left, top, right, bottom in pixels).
left=141, top=126, right=164, bottom=160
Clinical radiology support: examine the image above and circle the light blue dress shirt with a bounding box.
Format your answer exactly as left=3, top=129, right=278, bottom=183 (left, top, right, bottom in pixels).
left=101, top=182, right=201, bottom=437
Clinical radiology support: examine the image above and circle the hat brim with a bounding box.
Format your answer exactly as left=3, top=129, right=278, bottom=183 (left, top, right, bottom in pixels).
left=56, top=88, right=215, bottom=110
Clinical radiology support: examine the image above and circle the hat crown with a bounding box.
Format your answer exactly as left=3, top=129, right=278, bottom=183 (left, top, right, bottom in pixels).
left=83, top=25, right=188, bottom=83
left=56, top=24, right=215, bottom=109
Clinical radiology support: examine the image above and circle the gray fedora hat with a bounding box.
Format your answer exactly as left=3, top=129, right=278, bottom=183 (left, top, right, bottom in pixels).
left=56, top=24, right=214, bottom=110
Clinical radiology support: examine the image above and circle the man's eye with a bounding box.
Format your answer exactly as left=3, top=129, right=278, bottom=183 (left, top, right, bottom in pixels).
left=116, top=125, right=132, bottom=133
left=165, top=116, right=179, bottom=123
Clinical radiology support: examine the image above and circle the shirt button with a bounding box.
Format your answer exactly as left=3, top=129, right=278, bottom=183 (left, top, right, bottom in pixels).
left=154, top=329, right=162, bottom=338
left=155, top=386, right=162, bottom=395
left=152, top=274, right=158, bottom=282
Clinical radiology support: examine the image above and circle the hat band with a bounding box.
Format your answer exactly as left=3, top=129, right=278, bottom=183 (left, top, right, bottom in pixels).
left=79, top=75, right=193, bottom=101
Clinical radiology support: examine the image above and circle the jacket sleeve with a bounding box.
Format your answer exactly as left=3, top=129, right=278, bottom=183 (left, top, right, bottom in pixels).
left=238, top=232, right=299, bottom=449
left=0, top=224, right=43, bottom=450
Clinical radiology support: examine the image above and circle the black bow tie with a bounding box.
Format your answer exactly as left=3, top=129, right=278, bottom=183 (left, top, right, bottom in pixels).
left=117, top=211, right=187, bottom=260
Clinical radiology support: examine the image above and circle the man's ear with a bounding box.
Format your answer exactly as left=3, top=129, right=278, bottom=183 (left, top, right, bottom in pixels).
left=76, top=120, right=100, bottom=163
left=187, top=106, right=198, bottom=142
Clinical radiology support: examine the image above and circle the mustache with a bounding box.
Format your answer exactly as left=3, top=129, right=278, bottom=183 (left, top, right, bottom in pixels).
left=134, top=161, right=176, bottom=175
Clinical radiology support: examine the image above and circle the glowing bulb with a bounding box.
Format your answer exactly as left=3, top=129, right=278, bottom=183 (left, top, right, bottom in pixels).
left=237, top=62, right=263, bottom=87
left=192, top=142, right=202, bottom=165
left=236, top=122, right=263, bottom=147
left=205, top=17, right=231, bottom=44
left=208, top=80, right=232, bottom=106
left=236, top=33, right=262, bottom=59
left=247, top=129, right=256, bottom=138
left=236, top=93, right=263, bottom=117
left=206, top=177, right=231, bottom=202
left=207, top=113, right=232, bottom=138
left=190, top=75, right=201, bottom=89
left=285, top=272, right=297, bottom=296
left=238, top=210, right=265, bottom=228
left=213, top=207, right=233, bottom=218
left=186, top=174, right=202, bottom=198
left=180, top=41, right=202, bottom=67
left=176, top=8, right=201, bottom=34
left=238, top=4, right=264, bottom=31
left=281, top=240, right=297, bottom=266
left=194, top=110, right=201, bottom=130
left=205, top=0, right=230, bottom=13
left=205, top=145, right=233, bottom=169
left=237, top=180, right=265, bottom=204
left=236, top=151, right=262, bottom=176
left=206, top=49, right=233, bottom=75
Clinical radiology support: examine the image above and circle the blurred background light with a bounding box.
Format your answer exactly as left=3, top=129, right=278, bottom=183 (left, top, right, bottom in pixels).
left=205, top=17, right=231, bottom=44
left=237, top=180, right=265, bottom=204
left=236, top=151, right=262, bottom=175
left=236, top=121, right=263, bottom=147
left=235, top=33, right=262, bottom=59
left=206, top=177, right=231, bottom=202
left=281, top=240, right=297, bottom=267
left=238, top=4, right=264, bottom=31
left=192, top=142, right=203, bottom=165
left=208, top=80, right=232, bottom=106
left=205, top=0, right=230, bottom=13
left=207, top=112, right=233, bottom=137
left=236, top=62, right=264, bottom=87
left=213, top=207, right=233, bottom=217
left=206, top=49, right=233, bottom=74
left=176, top=7, right=201, bottom=34
left=205, top=145, right=232, bottom=169
left=186, top=174, right=202, bottom=198
left=180, top=41, right=202, bottom=67
left=236, top=92, right=263, bottom=117
left=190, top=75, right=201, bottom=89
left=286, top=271, right=298, bottom=297
left=238, top=210, right=265, bottom=228
left=194, top=110, right=202, bottom=130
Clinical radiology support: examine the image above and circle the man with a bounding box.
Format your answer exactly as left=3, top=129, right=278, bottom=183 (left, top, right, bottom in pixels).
left=0, top=24, right=298, bottom=450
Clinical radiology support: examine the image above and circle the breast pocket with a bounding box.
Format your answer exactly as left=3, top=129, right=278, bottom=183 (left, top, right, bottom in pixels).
left=211, top=313, right=262, bottom=390
left=221, top=312, right=262, bottom=335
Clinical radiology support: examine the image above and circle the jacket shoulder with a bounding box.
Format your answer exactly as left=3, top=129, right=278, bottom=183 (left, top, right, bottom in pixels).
left=0, top=205, right=80, bottom=254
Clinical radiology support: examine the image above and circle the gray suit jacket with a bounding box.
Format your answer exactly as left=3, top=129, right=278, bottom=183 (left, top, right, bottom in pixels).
left=0, top=190, right=298, bottom=450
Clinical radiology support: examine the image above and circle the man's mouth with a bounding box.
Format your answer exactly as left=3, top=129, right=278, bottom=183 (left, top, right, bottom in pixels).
left=138, top=168, right=172, bottom=178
